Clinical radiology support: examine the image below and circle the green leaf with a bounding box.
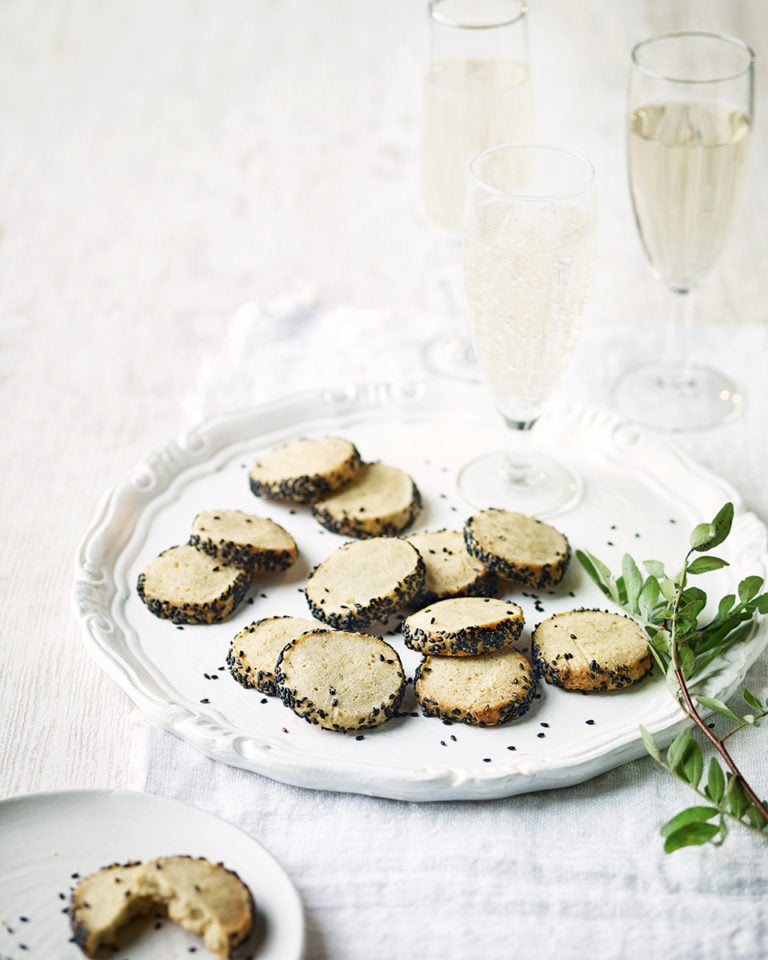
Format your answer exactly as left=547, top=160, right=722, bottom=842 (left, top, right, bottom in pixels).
left=738, top=575, right=764, bottom=604
left=575, top=550, right=618, bottom=602
left=678, top=645, right=696, bottom=680
left=622, top=554, right=643, bottom=614
left=745, top=805, right=768, bottom=830
left=691, top=503, right=734, bottom=552
left=666, top=728, right=694, bottom=774
left=688, top=556, right=730, bottom=575
left=742, top=688, right=763, bottom=711
left=644, top=559, right=666, bottom=579
left=726, top=776, right=750, bottom=819
left=681, top=738, right=704, bottom=789
left=695, top=696, right=741, bottom=721
left=660, top=805, right=719, bottom=837
left=716, top=594, right=736, bottom=619
left=690, top=523, right=716, bottom=550
left=639, top=724, right=661, bottom=763
left=704, top=758, right=725, bottom=804
left=755, top=594, right=768, bottom=615
left=659, top=577, right=677, bottom=602
left=638, top=577, right=661, bottom=622
left=663, top=820, right=721, bottom=853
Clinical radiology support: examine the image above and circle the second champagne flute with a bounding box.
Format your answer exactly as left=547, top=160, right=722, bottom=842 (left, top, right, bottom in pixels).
left=459, top=144, right=596, bottom=517
left=420, top=0, right=532, bottom=379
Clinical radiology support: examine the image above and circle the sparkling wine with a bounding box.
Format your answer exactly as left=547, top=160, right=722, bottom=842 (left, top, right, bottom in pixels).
left=421, top=59, right=533, bottom=237
left=628, top=101, right=752, bottom=290
left=464, top=201, right=594, bottom=424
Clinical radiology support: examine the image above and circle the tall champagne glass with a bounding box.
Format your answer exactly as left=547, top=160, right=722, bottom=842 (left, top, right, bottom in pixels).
left=614, top=32, right=755, bottom=431
left=459, top=144, right=596, bottom=516
left=420, top=0, right=532, bottom=379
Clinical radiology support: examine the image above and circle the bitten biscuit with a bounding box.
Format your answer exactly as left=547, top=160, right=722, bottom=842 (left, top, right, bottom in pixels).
left=227, top=615, right=329, bottom=695
left=464, top=508, right=571, bottom=588
left=414, top=649, right=537, bottom=726
left=69, top=856, right=254, bottom=958
left=406, top=529, right=497, bottom=604
left=275, top=629, right=406, bottom=732
left=137, top=544, right=250, bottom=624
left=403, top=597, right=524, bottom=657
left=248, top=435, right=362, bottom=503
left=305, top=536, right=426, bottom=630
left=189, top=509, right=297, bottom=572
left=532, top=608, right=652, bottom=692
left=312, top=462, right=421, bottom=538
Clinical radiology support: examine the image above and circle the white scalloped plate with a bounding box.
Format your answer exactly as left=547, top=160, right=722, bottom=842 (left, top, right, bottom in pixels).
left=0, top=789, right=304, bottom=959
left=73, top=381, right=768, bottom=801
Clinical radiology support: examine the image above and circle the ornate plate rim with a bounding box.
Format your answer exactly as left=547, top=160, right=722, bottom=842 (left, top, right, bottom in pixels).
left=72, top=380, right=768, bottom=801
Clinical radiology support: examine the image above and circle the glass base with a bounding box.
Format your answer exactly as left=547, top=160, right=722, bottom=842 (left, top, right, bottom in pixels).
left=613, top=363, right=743, bottom=432
left=457, top=449, right=582, bottom=518
left=422, top=333, right=481, bottom=382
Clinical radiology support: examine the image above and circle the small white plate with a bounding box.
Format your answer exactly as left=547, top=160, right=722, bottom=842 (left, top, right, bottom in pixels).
left=0, top=790, right=304, bottom=959
left=73, top=380, right=768, bottom=801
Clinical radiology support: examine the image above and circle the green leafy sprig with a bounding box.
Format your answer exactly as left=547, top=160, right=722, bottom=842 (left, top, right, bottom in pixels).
left=577, top=503, right=768, bottom=852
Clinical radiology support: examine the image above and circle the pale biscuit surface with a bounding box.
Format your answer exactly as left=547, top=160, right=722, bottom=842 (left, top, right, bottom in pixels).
left=249, top=435, right=362, bottom=503
left=137, top=544, right=250, bottom=624
left=275, top=629, right=406, bottom=731
left=227, top=615, right=329, bottom=694
left=415, top=649, right=537, bottom=726
left=406, top=529, right=496, bottom=604
left=464, top=508, right=571, bottom=588
left=532, top=608, right=652, bottom=691
left=305, top=536, right=425, bottom=629
left=190, top=509, right=297, bottom=571
left=312, top=462, right=421, bottom=537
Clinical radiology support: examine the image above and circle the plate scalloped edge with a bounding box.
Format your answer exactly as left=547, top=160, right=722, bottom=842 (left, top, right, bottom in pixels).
left=72, top=380, right=768, bottom=801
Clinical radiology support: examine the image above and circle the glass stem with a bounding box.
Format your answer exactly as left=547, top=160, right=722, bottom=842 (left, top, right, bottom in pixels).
left=502, top=418, right=537, bottom=486
left=661, top=287, right=695, bottom=389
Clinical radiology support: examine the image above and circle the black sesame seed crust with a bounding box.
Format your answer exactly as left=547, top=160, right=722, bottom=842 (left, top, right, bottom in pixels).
left=403, top=607, right=524, bottom=657
left=411, top=567, right=498, bottom=607
left=189, top=533, right=296, bottom=572
left=414, top=658, right=537, bottom=727
left=136, top=550, right=250, bottom=625
left=463, top=510, right=571, bottom=589
left=248, top=441, right=362, bottom=504
left=311, top=481, right=422, bottom=539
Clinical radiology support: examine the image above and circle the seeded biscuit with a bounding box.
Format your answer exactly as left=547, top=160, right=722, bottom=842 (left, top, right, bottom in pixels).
left=403, top=596, right=524, bottom=657
left=415, top=648, right=537, bottom=726
left=137, top=544, right=250, bottom=624
left=227, top=615, right=329, bottom=695
left=189, top=508, right=298, bottom=572
left=305, top=536, right=426, bottom=630
left=532, top=608, right=652, bottom=692
left=406, top=529, right=496, bottom=604
left=275, top=629, right=406, bottom=732
left=248, top=435, right=362, bottom=503
left=312, top=462, right=421, bottom=538
left=69, top=856, right=254, bottom=958
left=464, top=508, right=571, bottom=588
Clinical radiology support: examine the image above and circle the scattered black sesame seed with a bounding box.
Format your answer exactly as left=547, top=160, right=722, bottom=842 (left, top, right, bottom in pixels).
left=506, top=745, right=516, bottom=751
left=200, top=698, right=210, bottom=704
left=537, top=732, right=546, bottom=738
left=585, top=719, right=595, bottom=725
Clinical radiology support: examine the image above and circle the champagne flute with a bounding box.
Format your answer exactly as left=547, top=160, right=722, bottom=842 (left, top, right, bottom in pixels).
left=459, top=144, right=596, bottom=516
left=420, top=0, right=532, bottom=379
left=614, top=31, right=755, bottom=431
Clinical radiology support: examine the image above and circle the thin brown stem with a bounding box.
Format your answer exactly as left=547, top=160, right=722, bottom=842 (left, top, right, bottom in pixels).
left=670, top=554, right=768, bottom=823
